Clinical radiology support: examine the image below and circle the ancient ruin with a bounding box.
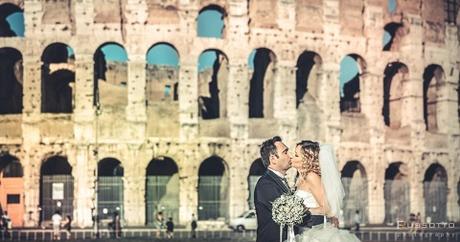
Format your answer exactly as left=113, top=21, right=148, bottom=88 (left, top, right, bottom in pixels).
left=0, top=0, right=458, bottom=229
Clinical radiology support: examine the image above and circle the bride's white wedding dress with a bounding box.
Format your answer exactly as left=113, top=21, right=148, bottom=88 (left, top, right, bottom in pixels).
left=294, top=190, right=361, bottom=242
left=293, top=144, right=361, bottom=242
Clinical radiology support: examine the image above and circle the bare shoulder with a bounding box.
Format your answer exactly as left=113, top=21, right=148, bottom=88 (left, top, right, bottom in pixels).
left=304, top=172, right=321, bottom=184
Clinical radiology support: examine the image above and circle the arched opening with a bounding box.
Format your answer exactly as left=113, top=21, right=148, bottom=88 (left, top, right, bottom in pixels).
left=383, top=62, right=408, bottom=128
left=423, top=163, right=447, bottom=222
left=198, top=49, right=229, bottom=119
left=41, top=43, right=75, bottom=113
left=247, top=158, right=265, bottom=209
left=198, top=156, right=229, bottom=220
left=384, top=162, right=410, bottom=224
left=0, top=3, right=24, bottom=37
left=340, top=54, right=365, bottom=113
left=39, top=156, right=73, bottom=224
left=97, top=158, right=124, bottom=221
left=387, top=0, right=397, bottom=14
left=197, top=5, right=225, bottom=38
left=296, top=51, right=322, bottom=108
left=93, top=43, right=128, bottom=110
left=383, top=22, right=405, bottom=51
left=423, top=65, right=444, bottom=132
left=341, top=160, right=368, bottom=227
left=0, top=47, right=22, bottom=114
left=0, top=154, right=24, bottom=227
left=145, top=157, right=179, bottom=225
left=146, top=43, right=179, bottom=104
left=248, top=48, right=276, bottom=118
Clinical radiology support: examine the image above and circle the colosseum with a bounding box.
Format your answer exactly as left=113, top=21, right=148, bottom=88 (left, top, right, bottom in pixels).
left=0, top=0, right=458, bottom=229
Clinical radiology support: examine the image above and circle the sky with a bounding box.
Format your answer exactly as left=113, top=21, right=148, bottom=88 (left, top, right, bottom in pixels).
left=4, top=4, right=401, bottom=94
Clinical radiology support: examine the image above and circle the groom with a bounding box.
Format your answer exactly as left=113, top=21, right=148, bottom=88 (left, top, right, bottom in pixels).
left=254, top=136, right=294, bottom=242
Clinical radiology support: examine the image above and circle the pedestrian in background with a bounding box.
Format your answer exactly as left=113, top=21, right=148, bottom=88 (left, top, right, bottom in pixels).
left=191, top=213, right=197, bottom=239
left=166, top=217, right=174, bottom=239
left=353, top=210, right=361, bottom=232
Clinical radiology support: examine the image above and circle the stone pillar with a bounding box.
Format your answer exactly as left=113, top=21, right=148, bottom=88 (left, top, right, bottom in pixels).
left=368, top=162, right=386, bottom=224
left=74, top=55, right=95, bottom=142
left=72, top=146, right=94, bottom=227
left=436, top=69, right=460, bottom=134
left=228, top=141, right=250, bottom=219
left=73, top=0, right=94, bottom=35
left=409, top=156, right=424, bottom=219
left=178, top=147, right=199, bottom=225
left=318, top=62, right=341, bottom=145
left=277, top=0, right=295, bottom=31
left=22, top=56, right=41, bottom=144
left=179, top=64, right=199, bottom=140
left=227, top=63, right=249, bottom=139
left=401, top=77, right=424, bottom=128
left=22, top=150, right=41, bottom=227
left=274, top=62, right=297, bottom=145
left=123, top=146, right=145, bottom=226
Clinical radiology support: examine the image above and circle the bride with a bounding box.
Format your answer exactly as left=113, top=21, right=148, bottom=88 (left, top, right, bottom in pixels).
left=291, top=140, right=360, bottom=242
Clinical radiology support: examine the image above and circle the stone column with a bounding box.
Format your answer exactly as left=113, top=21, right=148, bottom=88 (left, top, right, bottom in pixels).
left=73, top=55, right=95, bottom=142
left=179, top=64, right=199, bottom=140
left=273, top=62, right=297, bottom=146
left=227, top=63, right=249, bottom=139
left=125, top=56, right=147, bottom=142
left=227, top=141, right=250, bottom=219
left=22, top=150, right=41, bottom=227
left=436, top=69, right=460, bottom=134
left=178, top=146, right=199, bottom=225
left=123, top=145, right=145, bottom=226
left=401, top=77, right=424, bottom=128
left=72, top=145, right=94, bottom=227
left=318, top=62, right=341, bottom=145
left=368, top=161, right=386, bottom=224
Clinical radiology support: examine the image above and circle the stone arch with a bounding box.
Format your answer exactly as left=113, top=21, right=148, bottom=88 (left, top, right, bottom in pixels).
left=146, top=42, right=180, bottom=103
left=340, top=54, right=366, bottom=113
left=384, top=161, right=410, bottom=224
left=0, top=47, right=22, bottom=114
left=248, top=48, right=277, bottom=118
left=0, top=153, right=24, bottom=227
left=341, top=160, right=368, bottom=226
left=197, top=155, right=229, bottom=220
left=93, top=42, right=128, bottom=110
left=296, top=51, right=322, bottom=107
left=247, top=158, right=264, bottom=209
left=145, top=156, right=179, bottom=225
left=197, top=4, right=226, bottom=38
left=39, top=156, right=74, bottom=223
left=423, top=163, right=447, bottom=222
left=0, top=3, right=23, bottom=37
left=97, top=158, right=124, bottom=220
left=383, top=62, right=409, bottom=128
left=41, top=43, right=75, bottom=113
left=423, top=64, right=444, bottom=132
left=198, top=49, right=229, bottom=119
left=383, top=22, right=406, bottom=51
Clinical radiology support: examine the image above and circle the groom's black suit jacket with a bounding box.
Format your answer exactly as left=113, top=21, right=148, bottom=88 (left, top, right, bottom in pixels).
left=254, top=169, right=290, bottom=242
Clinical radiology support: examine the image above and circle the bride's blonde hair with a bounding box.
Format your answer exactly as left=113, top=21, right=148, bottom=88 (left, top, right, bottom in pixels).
left=297, top=140, right=321, bottom=178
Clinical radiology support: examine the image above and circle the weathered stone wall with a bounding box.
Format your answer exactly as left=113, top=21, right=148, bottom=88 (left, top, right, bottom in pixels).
left=0, top=0, right=458, bottom=228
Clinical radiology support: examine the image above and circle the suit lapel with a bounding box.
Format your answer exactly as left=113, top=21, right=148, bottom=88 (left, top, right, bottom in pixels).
left=266, top=170, right=289, bottom=193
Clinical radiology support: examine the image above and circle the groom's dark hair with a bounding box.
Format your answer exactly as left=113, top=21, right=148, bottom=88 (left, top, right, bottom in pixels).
left=260, top=136, right=282, bottom=168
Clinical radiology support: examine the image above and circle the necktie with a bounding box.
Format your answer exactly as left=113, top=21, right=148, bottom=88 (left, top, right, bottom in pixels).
left=281, top=177, right=289, bottom=189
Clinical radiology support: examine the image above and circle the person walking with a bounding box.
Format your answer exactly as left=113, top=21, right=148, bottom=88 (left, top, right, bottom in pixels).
left=63, top=215, right=72, bottom=239
left=191, top=214, right=197, bottom=239
left=51, top=211, right=62, bottom=240
left=166, top=217, right=174, bottom=239
left=354, top=210, right=361, bottom=232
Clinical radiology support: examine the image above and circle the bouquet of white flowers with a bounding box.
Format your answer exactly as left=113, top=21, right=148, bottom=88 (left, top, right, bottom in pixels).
left=272, top=192, right=307, bottom=242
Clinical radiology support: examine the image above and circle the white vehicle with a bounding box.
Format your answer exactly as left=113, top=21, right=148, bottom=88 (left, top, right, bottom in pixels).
left=229, top=210, right=257, bottom=232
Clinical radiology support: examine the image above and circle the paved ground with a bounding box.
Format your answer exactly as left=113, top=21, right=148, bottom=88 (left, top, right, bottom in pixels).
left=1, top=227, right=458, bottom=242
